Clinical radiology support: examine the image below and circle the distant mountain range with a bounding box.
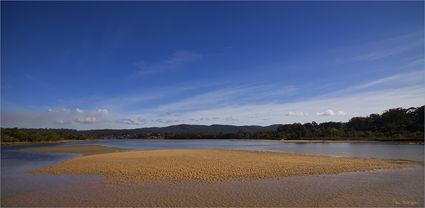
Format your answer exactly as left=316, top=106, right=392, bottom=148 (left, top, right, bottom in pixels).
left=134, top=124, right=282, bottom=134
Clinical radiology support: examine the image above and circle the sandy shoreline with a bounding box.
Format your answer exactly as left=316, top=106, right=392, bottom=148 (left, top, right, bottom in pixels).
left=28, top=145, right=419, bottom=183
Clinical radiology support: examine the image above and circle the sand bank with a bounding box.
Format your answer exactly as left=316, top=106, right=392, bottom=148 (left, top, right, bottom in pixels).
left=31, top=148, right=418, bottom=183
left=23, top=145, right=127, bottom=155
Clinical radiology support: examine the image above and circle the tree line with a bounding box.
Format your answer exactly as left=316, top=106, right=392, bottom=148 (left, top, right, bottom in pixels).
left=277, top=106, right=424, bottom=140
left=1, top=128, right=90, bottom=143
left=1, top=106, right=423, bottom=143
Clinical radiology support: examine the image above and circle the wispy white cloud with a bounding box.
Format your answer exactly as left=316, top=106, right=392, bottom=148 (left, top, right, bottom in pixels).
left=55, top=119, right=66, bottom=124
left=286, top=111, right=307, bottom=116
left=131, top=69, right=423, bottom=126
left=2, top=108, right=116, bottom=129
left=97, top=108, right=109, bottom=114
left=146, top=85, right=422, bottom=126
left=153, top=119, right=180, bottom=124
left=151, top=83, right=297, bottom=114
left=325, top=69, right=424, bottom=97
left=352, top=40, right=422, bottom=62
left=136, top=51, right=202, bottom=76
left=48, top=108, right=70, bottom=113
left=76, top=116, right=97, bottom=124
left=333, top=32, right=424, bottom=64
left=75, top=108, right=84, bottom=113
left=131, top=69, right=422, bottom=126
left=2, top=84, right=423, bottom=129
left=3, top=66, right=424, bottom=129
left=352, top=70, right=421, bottom=90
left=336, top=110, right=347, bottom=116
left=116, top=118, right=144, bottom=125
left=97, top=80, right=227, bottom=114
left=316, top=109, right=346, bottom=116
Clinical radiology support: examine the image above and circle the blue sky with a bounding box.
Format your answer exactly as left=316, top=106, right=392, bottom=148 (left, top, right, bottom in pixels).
left=1, top=2, right=424, bottom=129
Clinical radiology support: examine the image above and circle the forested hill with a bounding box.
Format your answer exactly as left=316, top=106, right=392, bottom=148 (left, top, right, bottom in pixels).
left=1, top=106, right=424, bottom=143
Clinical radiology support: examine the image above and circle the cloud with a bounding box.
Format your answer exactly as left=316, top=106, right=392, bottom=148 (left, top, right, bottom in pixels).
left=327, top=70, right=424, bottom=97
left=131, top=83, right=423, bottom=127
left=317, top=109, right=334, bottom=116
left=2, top=84, right=423, bottom=128
left=97, top=80, right=226, bottom=114
left=153, top=119, right=180, bottom=124
left=97, top=108, right=109, bottom=114
left=75, top=108, right=84, bottom=113
left=48, top=108, right=70, bottom=113
left=316, top=109, right=346, bottom=116
left=352, top=40, right=422, bottom=62
left=334, top=32, right=424, bottom=64
left=112, top=69, right=423, bottom=127
left=151, top=83, right=297, bottom=114
left=336, top=110, right=347, bottom=116
left=76, top=116, right=97, bottom=124
left=137, top=51, right=202, bottom=76
left=116, top=118, right=144, bottom=125
left=55, top=119, right=65, bottom=124
left=286, top=111, right=307, bottom=116
left=2, top=108, right=118, bottom=129
left=2, top=67, right=423, bottom=129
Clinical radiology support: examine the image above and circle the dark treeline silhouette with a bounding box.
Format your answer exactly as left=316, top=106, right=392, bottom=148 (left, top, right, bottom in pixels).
left=1, top=106, right=424, bottom=143
left=277, top=106, right=424, bottom=140
left=0, top=128, right=90, bottom=143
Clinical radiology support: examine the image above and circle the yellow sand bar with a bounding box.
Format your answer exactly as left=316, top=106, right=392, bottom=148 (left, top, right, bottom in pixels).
left=30, top=148, right=417, bottom=183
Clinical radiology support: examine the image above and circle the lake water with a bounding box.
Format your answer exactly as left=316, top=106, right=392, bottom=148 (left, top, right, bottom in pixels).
left=1, top=139, right=424, bottom=207
left=67, top=139, right=424, bottom=161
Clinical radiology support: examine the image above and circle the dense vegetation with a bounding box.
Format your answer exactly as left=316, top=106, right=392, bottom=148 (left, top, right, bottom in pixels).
left=277, top=106, right=424, bottom=141
left=0, top=128, right=91, bottom=143
left=1, top=106, right=423, bottom=143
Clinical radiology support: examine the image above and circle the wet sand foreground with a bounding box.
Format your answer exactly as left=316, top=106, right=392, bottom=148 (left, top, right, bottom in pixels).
left=29, top=147, right=417, bottom=183
left=3, top=168, right=424, bottom=207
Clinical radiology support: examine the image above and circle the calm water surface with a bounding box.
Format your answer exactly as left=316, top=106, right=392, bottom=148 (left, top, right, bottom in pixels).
left=1, top=139, right=424, bottom=207
left=69, top=139, right=424, bottom=161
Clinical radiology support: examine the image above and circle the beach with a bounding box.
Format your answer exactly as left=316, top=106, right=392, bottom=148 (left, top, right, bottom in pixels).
left=27, top=145, right=418, bottom=184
